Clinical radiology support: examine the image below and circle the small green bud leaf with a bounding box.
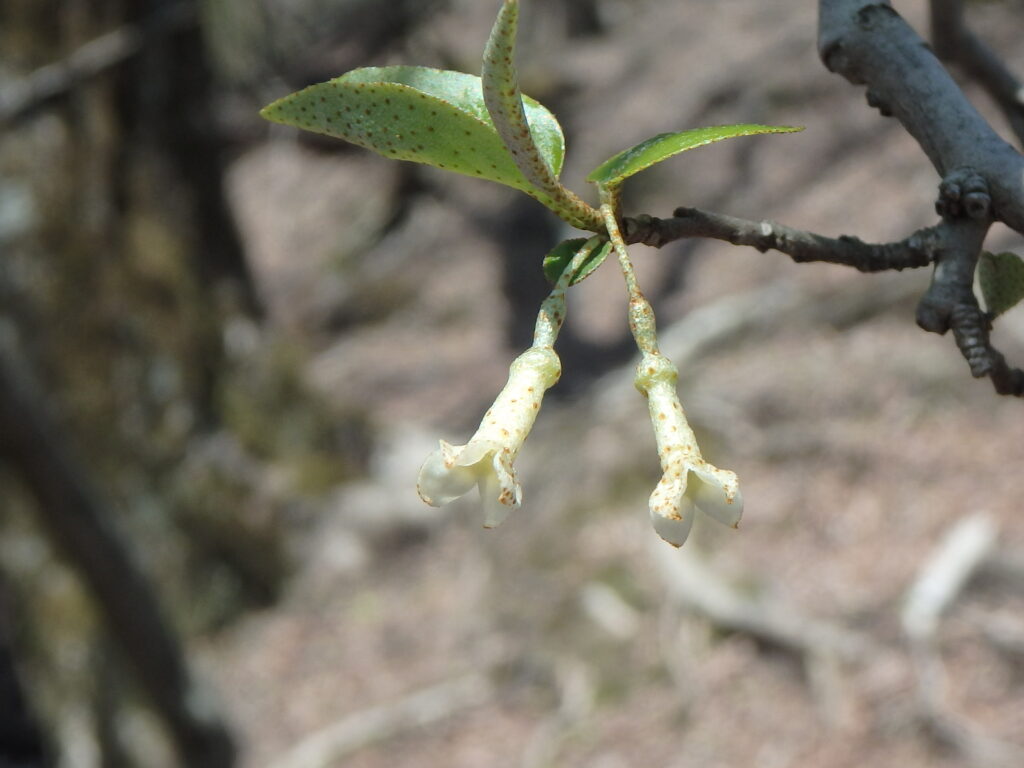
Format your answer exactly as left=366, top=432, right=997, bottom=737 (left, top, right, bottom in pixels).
left=260, top=66, right=565, bottom=199
left=978, top=251, right=1024, bottom=317
left=543, top=238, right=612, bottom=285
left=587, top=124, right=803, bottom=187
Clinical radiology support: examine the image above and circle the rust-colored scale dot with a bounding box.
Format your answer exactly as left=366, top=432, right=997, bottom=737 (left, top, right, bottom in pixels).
left=658, top=412, right=666, bottom=420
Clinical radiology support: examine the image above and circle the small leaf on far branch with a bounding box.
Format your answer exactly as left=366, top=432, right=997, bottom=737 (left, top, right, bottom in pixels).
left=543, top=238, right=612, bottom=285
left=586, top=124, right=803, bottom=188
left=978, top=251, right=1024, bottom=317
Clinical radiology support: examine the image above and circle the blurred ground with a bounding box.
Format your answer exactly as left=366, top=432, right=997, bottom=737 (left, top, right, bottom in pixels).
left=4, top=0, right=1024, bottom=767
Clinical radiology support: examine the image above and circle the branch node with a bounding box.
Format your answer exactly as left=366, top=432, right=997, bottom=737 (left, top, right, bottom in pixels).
left=865, top=88, right=893, bottom=117
left=936, top=168, right=990, bottom=220
left=916, top=296, right=952, bottom=335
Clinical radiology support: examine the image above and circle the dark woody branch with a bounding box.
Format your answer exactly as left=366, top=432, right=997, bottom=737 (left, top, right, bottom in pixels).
left=623, top=209, right=934, bottom=272
left=930, top=0, right=1024, bottom=147
left=818, top=0, right=1024, bottom=236
left=622, top=177, right=1023, bottom=395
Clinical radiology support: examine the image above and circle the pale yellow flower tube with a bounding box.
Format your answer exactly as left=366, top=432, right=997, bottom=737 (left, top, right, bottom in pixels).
left=416, top=239, right=594, bottom=527
left=632, top=309, right=743, bottom=547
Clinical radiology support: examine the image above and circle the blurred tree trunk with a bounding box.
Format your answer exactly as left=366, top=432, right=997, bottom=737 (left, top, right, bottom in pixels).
left=0, top=584, right=48, bottom=768
left=0, top=357, right=236, bottom=768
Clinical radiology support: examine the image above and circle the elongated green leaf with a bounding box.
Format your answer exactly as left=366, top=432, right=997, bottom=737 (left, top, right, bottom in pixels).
left=480, top=1, right=601, bottom=231
left=543, top=238, right=613, bottom=285
left=978, top=251, right=1024, bottom=317
left=260, top=66, right=564, bottom=196
left=587, top=124, right=803, bottom=187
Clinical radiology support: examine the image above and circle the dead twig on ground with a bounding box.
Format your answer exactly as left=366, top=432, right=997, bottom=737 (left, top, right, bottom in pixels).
left=271, top=673, right=495, bottom=768
left=900, top=514, right=1022, bottom=766
left=651, top=541, right=871, bottom=661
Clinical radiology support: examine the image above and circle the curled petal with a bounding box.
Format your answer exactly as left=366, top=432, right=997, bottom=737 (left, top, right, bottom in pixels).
left=650, top=493, right=696, bottom=548
left=649, top=468, right=695, bottom=546
left=417, top=440, right=478, bottom=507
left=479, top=468, right=513, bottom=528
left=691, top=463, right=743, bottom=528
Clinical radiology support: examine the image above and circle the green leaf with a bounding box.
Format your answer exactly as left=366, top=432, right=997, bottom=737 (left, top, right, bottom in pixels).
left=978, top=251, right=1024, bottom=317
left=479, top=1, right=600, bottom=231
left=543, top=238, right=613, bottom=285
left=260, top=66, right=564, bottom=195
left=586, top=124, right=804, bottom=187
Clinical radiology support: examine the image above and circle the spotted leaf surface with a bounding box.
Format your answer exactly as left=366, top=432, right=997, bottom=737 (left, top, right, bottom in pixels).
left=482, top=0, right=601, bottom=230
left=260, top=66, right=565, bottom=201
left=587, top=124, right=803, bottom=188
left=542, top=238, right=612, bottom=285
left=978, top=251, right=1024, bottom=318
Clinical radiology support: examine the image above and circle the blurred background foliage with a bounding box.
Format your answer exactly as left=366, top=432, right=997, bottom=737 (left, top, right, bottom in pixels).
left=2, top=1, right=1024, bottom=767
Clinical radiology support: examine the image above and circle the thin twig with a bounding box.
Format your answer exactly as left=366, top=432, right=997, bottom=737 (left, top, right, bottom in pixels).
left=271, top=673, right=495, bottom=768
left=901, top=514, right=1022, bottom=766
left=625, top=193, right=1024, bottom=395
left=623, top=208, right=935, bottom=272
left=901, top=514, right=997, bottom=642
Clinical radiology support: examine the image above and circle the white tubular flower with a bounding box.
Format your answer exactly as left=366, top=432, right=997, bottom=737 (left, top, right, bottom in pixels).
left=635, top=352, right=743, bottom=547
left=417, top=346, right=560, bottom=527
left=417, top=240, right=593, bottom=528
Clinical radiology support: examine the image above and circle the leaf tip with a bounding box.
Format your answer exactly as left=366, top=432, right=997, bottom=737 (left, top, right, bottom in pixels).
left=258, top=98, right=288, bottom=125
